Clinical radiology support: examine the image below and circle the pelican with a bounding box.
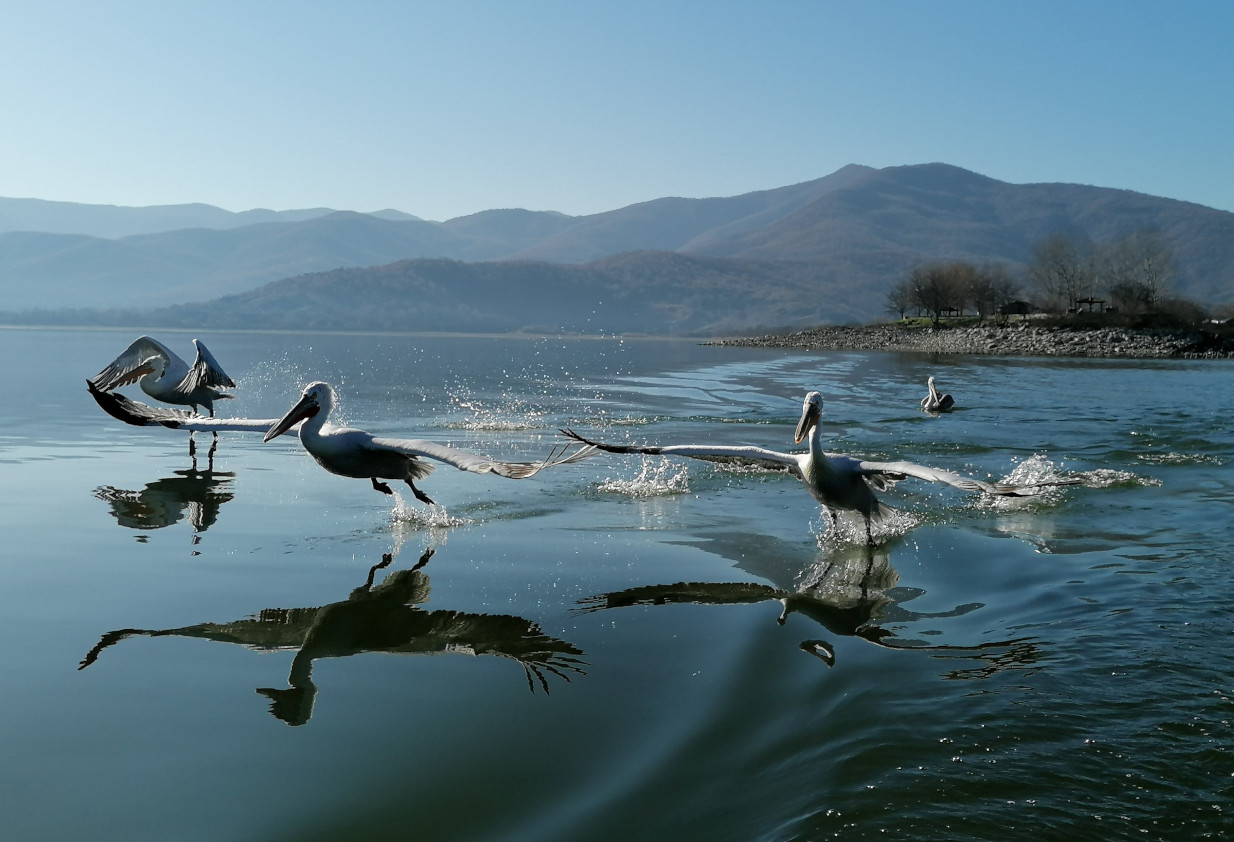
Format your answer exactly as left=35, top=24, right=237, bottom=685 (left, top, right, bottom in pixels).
left=91, top=336, right=236, bottom=457
left=262, top=381, right=594, bottom=504
left=920, top=376, right=955, bottom=413
left=91, top=335, right=235, bottom=415
left=88, top=380, right=595, bottom=506
left=563, top=390, right=1078, bottom=544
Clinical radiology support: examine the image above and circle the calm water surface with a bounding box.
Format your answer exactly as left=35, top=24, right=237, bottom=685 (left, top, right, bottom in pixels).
left=1, top=328, right=1231, bottom=841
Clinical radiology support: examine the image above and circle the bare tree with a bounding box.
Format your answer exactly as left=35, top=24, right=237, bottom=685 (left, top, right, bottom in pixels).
left=909, top=263, right=964, bottom=326
left=1029, top=233, right=1096, bottom=312
left=1104, top=229, right=1176, bottom=313
left=885, top=279, right=913, bottom=321
left=965, top=261, right=1016, bottom=326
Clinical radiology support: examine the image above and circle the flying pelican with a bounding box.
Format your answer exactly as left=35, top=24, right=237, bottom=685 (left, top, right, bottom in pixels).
left=88, top=380, right=595, bottom=505
left=91, top=335, right=235, bottom=415
left=920, top=376, right=955, bottom=413
left=563, top=390, right=1078, bottom=544
left=91, top=336, right=236, bottom=457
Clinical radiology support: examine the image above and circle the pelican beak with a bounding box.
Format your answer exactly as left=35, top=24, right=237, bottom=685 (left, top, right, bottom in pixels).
left=794, top=401, right=820, bottom=444
left=264, top=393, right=318, bottom=442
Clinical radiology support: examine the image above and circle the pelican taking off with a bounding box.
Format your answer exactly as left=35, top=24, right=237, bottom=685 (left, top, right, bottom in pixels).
left=263, top=381, right=594, bottom=504
left=88, top=380, right=594, bottom=506
left=920, top=376, right=955, bottom=413
left=91, top=335, right=235, bottom=416
left=563, top=390, right=1076, bottom=544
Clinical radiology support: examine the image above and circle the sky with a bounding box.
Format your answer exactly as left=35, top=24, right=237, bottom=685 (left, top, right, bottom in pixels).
left=2, top=1, right=1231, bottom=221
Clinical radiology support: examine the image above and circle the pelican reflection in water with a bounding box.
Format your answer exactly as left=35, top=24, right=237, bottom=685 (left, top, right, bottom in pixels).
left=579, top=540, right=1035, bottom=670
left=79, top=546, right=587, bottom=725
left=94, top=468, right=235, bottom=541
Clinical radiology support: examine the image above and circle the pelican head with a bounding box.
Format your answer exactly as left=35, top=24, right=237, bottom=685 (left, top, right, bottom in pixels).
left=795, top=390, right=823, bottom=444
left=264, top=381, right=333, bottom=442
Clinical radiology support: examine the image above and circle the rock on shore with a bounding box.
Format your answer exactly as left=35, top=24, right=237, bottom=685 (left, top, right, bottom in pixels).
left=709, top=324, right=1233, bottom=359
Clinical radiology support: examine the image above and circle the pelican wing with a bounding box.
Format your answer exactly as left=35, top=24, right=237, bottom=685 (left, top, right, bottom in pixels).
left=177, top=338, right=236, bottom=393
left=855, top=459, right=1079, bottom=496
left=91, top=335, right=178, bottom=391
left=577, top=581, right=783, bottom=613
left=561, top=428, right=801, bottom=474
left=87, top=380, right=297, bottom=436
left=369, top=436, right=595, bottom=478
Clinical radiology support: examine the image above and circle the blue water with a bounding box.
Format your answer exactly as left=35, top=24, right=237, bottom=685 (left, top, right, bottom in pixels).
left=1, top=328, right=1231, bottom=841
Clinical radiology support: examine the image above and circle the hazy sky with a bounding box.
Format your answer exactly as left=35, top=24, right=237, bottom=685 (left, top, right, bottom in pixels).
left=2, top=1, right=1230, bottom=221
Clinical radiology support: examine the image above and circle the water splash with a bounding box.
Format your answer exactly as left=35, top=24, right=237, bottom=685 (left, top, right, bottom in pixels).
left=810, top=508, right=919, bottom=547
left=974, top=454, right=1074, bottom=510
left=445, top=390, right=548, bottom=432
left=1137, top=452, right=1224, bottom=466
left=389, top=492, right=473, bottom=528
left=1076, top=468, right=1162, bottom=488
left=597, top=457, right=690, bottom=497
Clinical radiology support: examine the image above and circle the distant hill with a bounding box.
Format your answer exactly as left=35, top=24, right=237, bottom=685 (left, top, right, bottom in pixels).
left=2, top=163, right=1232, bottom=332
left=0, top=196, right=365, bottom=238
left=98, top=252, right=848, bottom=336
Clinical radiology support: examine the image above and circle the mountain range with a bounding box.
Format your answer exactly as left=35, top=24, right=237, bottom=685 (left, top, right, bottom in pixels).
left=2, top=163, right=1231, bottom=334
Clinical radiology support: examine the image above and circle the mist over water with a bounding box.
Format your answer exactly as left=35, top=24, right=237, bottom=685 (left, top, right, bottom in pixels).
left=1, top=328, right=1231, bottom=841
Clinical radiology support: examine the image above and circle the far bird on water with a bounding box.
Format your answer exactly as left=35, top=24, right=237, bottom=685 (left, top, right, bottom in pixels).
left=920, top=376, right=955, bottom=413
left=563, top=390, right=1077, bottom=544
left=88, top=380, right=595, bottom=506
left=91, top=336, right=236, bottom=458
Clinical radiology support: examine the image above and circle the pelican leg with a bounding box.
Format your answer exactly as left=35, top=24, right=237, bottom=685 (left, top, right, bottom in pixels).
left=405, top=480, right=436, bottom=506
left=188, top=431, right=197, bottom=458
left=371, top=478, right=395, bottom=495
left=361, top=552, right=396, bottom=590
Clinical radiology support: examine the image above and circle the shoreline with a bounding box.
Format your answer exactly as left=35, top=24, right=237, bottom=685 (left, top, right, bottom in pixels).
left=708, top=323, right=1234, bottom=359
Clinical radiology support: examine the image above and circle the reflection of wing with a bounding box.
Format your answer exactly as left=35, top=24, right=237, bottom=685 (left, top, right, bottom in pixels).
left=87, top=380, right=297, bottom=436
left=371, top=436, right=594, bottom=478
left=79, top=557, right=587, bottom=705
left=577, top=581, right=782, bottom=612
left=94, top=471, right=235, bottom=531
left=562, top=428, right=800, bottom=474
left=77, top=608, right=324, bottom=670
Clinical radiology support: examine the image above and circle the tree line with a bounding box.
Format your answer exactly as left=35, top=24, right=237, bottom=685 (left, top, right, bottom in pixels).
left=887, top=228, right=1186, bottom=326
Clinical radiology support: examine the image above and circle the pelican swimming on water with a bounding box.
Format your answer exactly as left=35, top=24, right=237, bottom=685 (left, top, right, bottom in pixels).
left=88, top=380, right=595, bottom=505
left=920, top=376, right=955, bottom=413
left=563, top=390, right=1077, bottom=544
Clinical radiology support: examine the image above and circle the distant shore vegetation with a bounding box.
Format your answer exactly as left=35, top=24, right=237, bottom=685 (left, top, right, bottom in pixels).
left=885, top=229, right=1231, bottom=331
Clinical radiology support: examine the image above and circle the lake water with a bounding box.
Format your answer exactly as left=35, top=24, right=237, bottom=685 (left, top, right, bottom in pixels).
left=2, top=327, right=1231, bottom=841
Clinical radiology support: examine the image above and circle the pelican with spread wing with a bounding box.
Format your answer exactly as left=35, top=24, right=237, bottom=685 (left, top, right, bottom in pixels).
left=564, top=390, right=1077, bottom=543
left=263, top=381, right=594, bottom=504
left=91, top=335, right=235, bottom=415
left=88, top=379, right=594, bottom=506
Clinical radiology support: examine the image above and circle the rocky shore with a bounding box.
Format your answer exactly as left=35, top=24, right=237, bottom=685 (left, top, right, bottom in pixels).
left=709, top=323, right=1234, bottom=359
